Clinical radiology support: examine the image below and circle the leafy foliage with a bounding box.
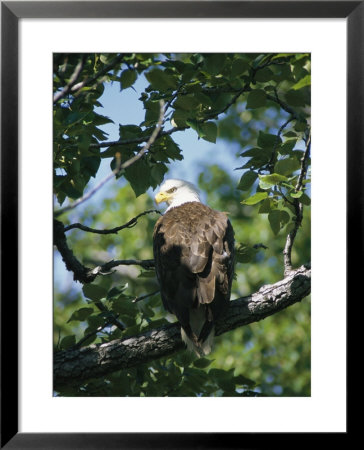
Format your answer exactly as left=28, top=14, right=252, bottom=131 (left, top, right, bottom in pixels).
left=53, top=52, right=311, bottom=397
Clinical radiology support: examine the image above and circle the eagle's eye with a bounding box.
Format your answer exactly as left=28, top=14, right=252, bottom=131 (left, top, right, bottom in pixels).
left=167, top=187, right=177, bottom=194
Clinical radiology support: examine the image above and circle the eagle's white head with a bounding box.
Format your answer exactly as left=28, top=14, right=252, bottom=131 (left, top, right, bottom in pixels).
left=155, top=179, right=201, bottom=211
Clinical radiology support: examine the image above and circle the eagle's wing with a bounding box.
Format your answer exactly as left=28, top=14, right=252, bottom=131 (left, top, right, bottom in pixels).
left=153, top=202, right=234, bottom=351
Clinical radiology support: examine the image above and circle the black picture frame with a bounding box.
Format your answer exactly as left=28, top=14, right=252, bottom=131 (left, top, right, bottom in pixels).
left=1, top=1, right=357, bottom=448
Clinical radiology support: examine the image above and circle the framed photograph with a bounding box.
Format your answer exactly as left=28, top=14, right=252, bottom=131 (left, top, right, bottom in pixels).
left=2, top=1, right=357, bottom=448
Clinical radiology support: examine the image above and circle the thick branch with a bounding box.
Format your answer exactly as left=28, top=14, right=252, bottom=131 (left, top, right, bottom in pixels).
left=54, top=264, right=311, bottom=389
left=54, top=219, right=155, bottom=284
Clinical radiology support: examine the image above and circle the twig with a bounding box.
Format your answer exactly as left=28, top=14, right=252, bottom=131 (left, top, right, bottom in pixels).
left=96, top=259, right=155, bottom=273
left=54, top=100, right=165, bottom=218
left=64, top=210, right=161, bottom=234
left=54, top=153, right=123, bottom=218
left=266, top=92, right=298, bottom=118
left=94, top=301, right=126, bottom=332
left=120, top=100, right=165, bottom=170
left=53, top=56, right=86, bottom=103
left=54, top=54, right=124, bottom=103
left=132, top=290, right=160, bottom=303
left=283, top=131, right=311, bottom=275
left=268, top=115, right=296, bottom=173
left=72, top=324, right=109, bottom=350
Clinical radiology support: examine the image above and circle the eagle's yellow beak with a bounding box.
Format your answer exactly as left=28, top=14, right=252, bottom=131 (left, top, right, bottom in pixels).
left=155, top=190, right=170, bottom=205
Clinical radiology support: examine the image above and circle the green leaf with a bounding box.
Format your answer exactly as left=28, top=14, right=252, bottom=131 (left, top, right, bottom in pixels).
left=193, top=358, right=214, bottom=369
left=274, top=157, right=301, bottom=176
left=106, top=285, right=128, bottom=300
left=176, top=351, right=195, bottom=368
left=234, top=374, right=256, bottom=387
left=257, top=131, right=281, bottom=149
left=259, top=178, right=274, bottom=190
left=78, top=134, right=92, bottom=152
left=255, top=67, right=274, bottom=83
left=151, top=163, right=168, bottom=185
left=235, top=244, right=257, bottom=263
left=100, top=53, right=114, bottom=64
left=280, top=210, right=290, bottom=225
left=124, top=158, right=152, bottom=197
left=82, top=156, right=101, bottom=178
left=120, top=69, right=138, bottom=89
left=82, top=284, right=108, bottom=302
left=64, top=111, right=88, bottom=126
left=268, top=210, right=290, bottom=235
left=87, top=314, right=105, bottom=330
left=153, top=135, right=183, bottom=162
left=299, top=193, right=311, bottom=205
left=246, top=89, right=267, bottom=109
left=138, top=270, right=156, bottom=278
left=119, top=124, right=142, bottom=140
left=111, top=297, right=135, bottom=315
left=193, top=91, right=214, bottom=107
left=290, top=190, right=303, bottom=199
left=283, top=131, right=298, bottom=138
left=199, top=121, right=217, bottom=143
left=145, top=68, right=178, bottom=91
left=292, top=74, right=311, bottom=90
left=203, top=53, right=226, bottom=76
left=259, top=173, right=288, bottom=187
left=60, top=335, right=76, bottom=350
left=237, top=171, right=258, bottom=191
left=279, top=140, right=297, bottom=155
left=268, top=210, right=281, bottom=235
left=171, top=109, right=191, bottom=127
left=173, top=95, right=200, bottom=111
left=285, top=89, right=307, bottom=107
left=241, top=192, right=268, bottom=205
left=294, top=121, right=307, bottom=132
left=68, top=307, right=94, bottom=323
left=258, top=198, right=272, bottom=214
left=231, top=58, right=250, bottom=77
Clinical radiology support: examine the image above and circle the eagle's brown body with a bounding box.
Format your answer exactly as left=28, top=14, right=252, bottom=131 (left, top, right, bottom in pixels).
left=153, top=201, right=234, bottom=355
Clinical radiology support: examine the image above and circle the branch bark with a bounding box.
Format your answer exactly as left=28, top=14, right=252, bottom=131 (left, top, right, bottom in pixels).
left=54, top=218, right=155, bottom=284
left=54, top=264, right=311, bottom=390
left=283, top=132, right=311, bottom=275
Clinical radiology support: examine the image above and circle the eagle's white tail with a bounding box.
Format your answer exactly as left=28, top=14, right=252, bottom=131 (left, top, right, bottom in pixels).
left=181, top=307, right=215, bottom=357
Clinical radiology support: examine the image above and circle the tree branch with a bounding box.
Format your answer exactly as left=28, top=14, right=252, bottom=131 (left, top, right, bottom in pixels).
left=64, top=209, right=161, bottom=234
left=54, top=264, right=311, bottom=390
left=283, top=132, right=311, bottom=275
left=54, top=219, right=155, bottom=284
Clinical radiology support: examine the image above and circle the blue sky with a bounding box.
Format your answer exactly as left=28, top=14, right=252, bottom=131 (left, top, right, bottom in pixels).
left=93, top=74, right=241, bottom=197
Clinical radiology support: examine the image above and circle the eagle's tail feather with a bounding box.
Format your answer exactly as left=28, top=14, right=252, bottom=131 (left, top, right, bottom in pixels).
left=181, top=307, right=215, bottom=357
left=181, top=327, right=215, bottom=357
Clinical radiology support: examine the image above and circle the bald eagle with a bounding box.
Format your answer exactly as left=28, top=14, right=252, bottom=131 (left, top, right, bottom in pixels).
left=153, top=179, right=235, bottom=356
